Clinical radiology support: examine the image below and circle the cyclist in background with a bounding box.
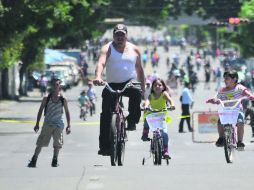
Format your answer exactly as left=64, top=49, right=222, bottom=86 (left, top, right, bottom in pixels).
left=87, top=81, right=97, bottom=115
left=206, top=70, right=254, bottom=148
left=141, top=78, right=175, bottom=159
left=94, top=24, right=145, bottom=156
left=78, top=90, right=90, bottom=118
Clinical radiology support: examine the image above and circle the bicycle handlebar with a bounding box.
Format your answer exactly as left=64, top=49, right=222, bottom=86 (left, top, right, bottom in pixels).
left=218, top=98, right=243, bottom=109
left=141, top=107, right=175, bottom=112
left=101, top=81, right=141, bottom=94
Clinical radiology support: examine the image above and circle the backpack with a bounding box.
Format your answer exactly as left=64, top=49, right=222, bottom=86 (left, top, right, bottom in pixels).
left=44, top=93, right=65, bottom=116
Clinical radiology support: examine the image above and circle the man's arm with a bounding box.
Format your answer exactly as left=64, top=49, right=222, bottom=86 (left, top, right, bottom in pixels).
left=243, top=88, right=254, bottom=100
left=94, top=43, right=110, bottom=85
left=134, top=46, right=145, bottom=94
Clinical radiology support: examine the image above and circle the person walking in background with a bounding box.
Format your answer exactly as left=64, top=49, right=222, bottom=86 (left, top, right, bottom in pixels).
left=38, top=74, right=48, bottom=97
left=27, top=78, right=71, bottom=167
left=215, top=67, right=222, bottom=91
left=178, top=82, right=194, bottom=133
left=142, top=50, right=148, bottom=68
left=204, top=64, right=211, bottom=90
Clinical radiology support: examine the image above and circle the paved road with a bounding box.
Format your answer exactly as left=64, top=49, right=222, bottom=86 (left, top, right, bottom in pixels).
left=0, top=45, right=254, bottom=190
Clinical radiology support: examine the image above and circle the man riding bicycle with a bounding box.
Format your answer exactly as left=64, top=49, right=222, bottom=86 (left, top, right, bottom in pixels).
left=94, top=24, right=145, bottom=156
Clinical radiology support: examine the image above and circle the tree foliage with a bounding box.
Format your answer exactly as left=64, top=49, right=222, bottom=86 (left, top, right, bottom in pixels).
left=237, top=0, right=254, bottom=57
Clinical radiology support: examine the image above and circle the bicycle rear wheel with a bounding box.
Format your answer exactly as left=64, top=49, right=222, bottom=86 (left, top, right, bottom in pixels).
left=153, top=139, right=162, bottom=165
left=224, top=127, right=234, bottom=163
left=110, top=114, right=117, bottom=166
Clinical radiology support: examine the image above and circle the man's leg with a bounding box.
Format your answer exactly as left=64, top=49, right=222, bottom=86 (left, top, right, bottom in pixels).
left=98, top=87, right=115, bottom=154
left=124, top=87, right=142, bottom=130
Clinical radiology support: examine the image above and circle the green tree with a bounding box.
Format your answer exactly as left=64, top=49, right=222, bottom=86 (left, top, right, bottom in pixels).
left=238, top=0, right=254, bottom=57
left=0, top=0, right=107, bottom=96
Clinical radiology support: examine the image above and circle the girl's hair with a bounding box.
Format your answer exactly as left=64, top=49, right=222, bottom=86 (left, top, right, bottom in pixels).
left=80, top=90, right=86, bottom=95
left=150, top=78, right=167, bottom=95
left=223, top=70, right=238, bottom=83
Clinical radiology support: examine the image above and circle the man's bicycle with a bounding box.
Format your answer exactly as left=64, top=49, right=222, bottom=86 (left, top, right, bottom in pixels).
left=217, top=99, right=242, bottom=163
left=141, top=107, right=174, bottom=166
left=104, top=81, right=141, bottom=166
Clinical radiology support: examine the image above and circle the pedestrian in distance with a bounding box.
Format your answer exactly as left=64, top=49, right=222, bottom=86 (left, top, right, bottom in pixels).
left=38, top=74, right=48, bottom=97
left=27, top=78, right=71, bottom=168
left=178, top=82, right=194, bottom=133
left=93, top=23, right=145, bottom=156
left=141, top=78, right=175, bottom=159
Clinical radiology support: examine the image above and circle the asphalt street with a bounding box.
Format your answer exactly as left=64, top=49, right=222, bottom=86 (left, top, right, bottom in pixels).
left=0, top=45, right=254, bottom=190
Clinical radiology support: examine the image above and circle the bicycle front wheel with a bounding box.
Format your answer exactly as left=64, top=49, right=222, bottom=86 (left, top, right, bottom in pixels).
left=153, top=139, right=162, bottom=165
left=224, top=127, right=234, bottom=163
left=117, top=119, right=126, bottom=166
left=117, top=141, right=125, bottom=166
left=110, top=114, right=118, bottom=166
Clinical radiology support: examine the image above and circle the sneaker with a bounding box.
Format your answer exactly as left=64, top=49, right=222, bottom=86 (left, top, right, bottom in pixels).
left=215, top=137, right=224, bottom=147
left=163, top=152, right=171, bottom=159
left=178, top=130, right=187, bottom=133
left=141, top=134, right=149, bottom=141
left=237, top=141, right=245, bottom=149
left=126, top=120, right=136, bottom=131
left=51, top=156, right=59, bottom=167
left=28, top=155, right=37, bottom=168
left=98, top=149, right=111, bottom=156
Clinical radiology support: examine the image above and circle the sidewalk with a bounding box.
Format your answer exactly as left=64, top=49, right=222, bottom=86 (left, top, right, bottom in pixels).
left=0, top=89, right=42, bottom=113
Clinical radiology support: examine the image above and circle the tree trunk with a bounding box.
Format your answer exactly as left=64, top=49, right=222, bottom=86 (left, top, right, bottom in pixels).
left=19, top=65, right=28, bottom=96
left=1, top=68, right=10, bottom=99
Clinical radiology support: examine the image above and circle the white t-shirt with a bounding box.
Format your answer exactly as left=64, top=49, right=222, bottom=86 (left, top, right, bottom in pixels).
left=106, top=42, right=137, bottom=83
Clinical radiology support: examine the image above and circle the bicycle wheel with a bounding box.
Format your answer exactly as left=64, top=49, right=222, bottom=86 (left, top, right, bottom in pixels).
left=117, top=120, right=126, bottom=166
left=224, top=125, right=234, bottom=163
left=110, top=114, right=118, bottom=166
left=117, top=141, right=125, bottom=166
left=153, top=139, right=162, bottom=165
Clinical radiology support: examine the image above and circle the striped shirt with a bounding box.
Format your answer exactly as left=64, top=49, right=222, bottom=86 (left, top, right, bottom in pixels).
left=217, top=84, right=247, bottom=109
left=44, top=98, right=64, bottom=128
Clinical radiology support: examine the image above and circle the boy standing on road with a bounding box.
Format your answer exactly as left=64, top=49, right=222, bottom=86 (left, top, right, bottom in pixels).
left=28, top=78, right=71, bottom=167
